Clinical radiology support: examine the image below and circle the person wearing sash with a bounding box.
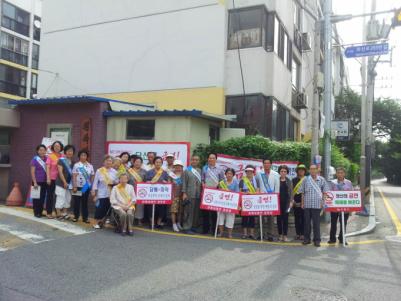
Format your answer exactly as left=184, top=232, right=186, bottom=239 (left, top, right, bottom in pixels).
left=127, top=156, right=147, bottom=224
left=55, top=145, right=75, bottom=220
left=277, top=165, right=293, bottom=242
left=217, top=168, right=239, bottom=239
left=30, top=144, right=48, bottom=218
left=298, top=164, right=329, bottom=247
left=170, top=160, right=184, bottom=232
left=328, top=167, right=354, bottom=245
left=119, top=152, right=131, bottom=170
left=72, top=150, right=95, bottom=223
left=292, top=164, right=307, bottom=240
left=165, top=153, right=175, bottom=173
left=182, top=155, right=202, bottom=234
left=239, top=165, right=259, bottom=239
left=255, top=158, right=280, bottom=239
left=143, top=151, right=156, bottom=171
left=46, top=141, right=64, bottom=219
left=145, top=156, right=169, bottom=229
left=201, top=153, right=225, bottom=235
left=92, top=155, right=118, bottom=229
left=113, top=157, right=126, bottom=177
left=110, top=173, right=136, bottom=236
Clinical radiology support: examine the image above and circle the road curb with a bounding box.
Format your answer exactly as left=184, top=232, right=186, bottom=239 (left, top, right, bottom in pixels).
left=346, top=186, right=376, bottom=238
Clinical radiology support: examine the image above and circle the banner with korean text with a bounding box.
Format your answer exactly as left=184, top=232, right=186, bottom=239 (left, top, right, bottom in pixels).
left=200, top=188, right=241, bottom=214
left=216, top=154, right=298, bottom=179
left=106, top=141, right=190, bottom=167
left=135, top=183, right=173, bottom=205
left=240, top=193, right=281, bottom=216
left=324, top=190, right=362, bottom=212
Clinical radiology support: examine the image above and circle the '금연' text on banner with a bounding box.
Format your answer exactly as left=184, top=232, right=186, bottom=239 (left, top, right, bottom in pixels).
left=200, top=188, right=241, bottom=214
left=324, top=190, right=362, bottom=212
left=135, top=183, right=173, bottom=205
left=240, top=193, right=281, bottom=216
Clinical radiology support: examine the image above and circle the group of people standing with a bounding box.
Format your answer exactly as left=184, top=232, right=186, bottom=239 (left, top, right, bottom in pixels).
left=30, top=142, right=353, bottom=245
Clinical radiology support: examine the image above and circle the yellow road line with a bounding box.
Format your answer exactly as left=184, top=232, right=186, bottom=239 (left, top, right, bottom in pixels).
left=378, top=188, right=401, bottom=235
left=133, top=227, right=384, bottom=247
left=2, top=206, right=385, bottom=246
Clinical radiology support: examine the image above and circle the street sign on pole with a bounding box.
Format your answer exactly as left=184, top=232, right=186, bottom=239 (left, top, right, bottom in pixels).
left=332, top=120, right=349, bottom=141
left=344, top=42, right=389, bottom=58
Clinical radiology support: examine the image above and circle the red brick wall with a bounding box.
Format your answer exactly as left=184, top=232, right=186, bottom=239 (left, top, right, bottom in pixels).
left=9, top=102, right=108, bottom=197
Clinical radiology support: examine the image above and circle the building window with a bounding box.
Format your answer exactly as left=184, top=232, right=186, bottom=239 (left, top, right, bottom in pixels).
left=287, top=39, right=293, bottom=70
left=0, top=64, right=27, bottom=97
left=226, top=94, right=271, bottom=137
left=31, top=73, right=37, bottom=97
left=0, top=31, right=29, bottom=66
left=33, top=16, right=41, bottom=41
left=48, top=124, right=72, bottom=145
left=1, top=1, right=30, bottom=36
left=274, top=16, right=280, bottom=53
left=291, top=58, right=300, bottom=90
left=209, top=125, right=220, bottom=143
left=228, top=6, right=265, bottom=49
left=0, top=128, right=11, bottom=164
left=126, top=120, right=155, bottom=140
left=32, top=44, right=39, bottom=69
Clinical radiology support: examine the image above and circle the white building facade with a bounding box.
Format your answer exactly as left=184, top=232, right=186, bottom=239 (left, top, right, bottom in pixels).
left=37, top=0, right=345, bottom=141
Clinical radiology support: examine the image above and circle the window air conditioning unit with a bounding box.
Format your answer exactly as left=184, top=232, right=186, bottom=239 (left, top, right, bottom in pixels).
left=301, top=32, right=312, bottom=52
left=229, top=28, right=261, bottom=49
left=293, top=93, right=308, bottom=109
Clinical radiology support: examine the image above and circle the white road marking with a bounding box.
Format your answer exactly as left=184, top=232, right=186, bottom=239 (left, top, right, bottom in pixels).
left=0, top=223, right=51, bottom=244
left=0, top=247, right=7, bottom=252
left=0, top=207, right=92, bottom=235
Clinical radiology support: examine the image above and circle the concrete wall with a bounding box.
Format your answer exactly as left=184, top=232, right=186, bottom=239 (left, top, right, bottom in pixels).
left=38, top=0, right=226, bottom=98
left=107, top=116, right=218, bottom=152
left=9, top=102, right=108, bottom=197
left=96, top=87, right=226, bottom=115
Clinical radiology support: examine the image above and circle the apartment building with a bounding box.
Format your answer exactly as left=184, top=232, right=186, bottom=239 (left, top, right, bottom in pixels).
left=0, top=0, right=41, bottom=100
left=37, top=0, right=346, bottom=142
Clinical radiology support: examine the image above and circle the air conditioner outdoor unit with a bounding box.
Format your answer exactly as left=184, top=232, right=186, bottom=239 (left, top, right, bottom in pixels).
left=302, top=32, right=312, bottom=52
left=229, top=28, right=261, bottom=49
left=294, top=93, right=308, bottom=109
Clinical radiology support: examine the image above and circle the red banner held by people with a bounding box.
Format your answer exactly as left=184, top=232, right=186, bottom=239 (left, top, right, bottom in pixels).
left=200, top=188, right=241, bottom=214
left=240, top=193, right=281, bottom=216
left=324, top=190, right=362, bottom=212
left=135, top=183, right=173, bottom=205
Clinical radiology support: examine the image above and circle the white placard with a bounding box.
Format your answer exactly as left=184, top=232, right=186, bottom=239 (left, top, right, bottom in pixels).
left=30, top=186, right=41, bottom=199
left=240, top=193, right=280, bottom=216
left=200, top=188, right=241, bottom=214
left=136, top=183, right=173, bottom=205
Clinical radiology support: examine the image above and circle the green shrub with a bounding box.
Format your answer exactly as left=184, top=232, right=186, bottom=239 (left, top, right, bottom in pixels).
left=194, top=136, right=358, bottom=182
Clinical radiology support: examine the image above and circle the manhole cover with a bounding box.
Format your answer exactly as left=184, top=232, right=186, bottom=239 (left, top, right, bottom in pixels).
left=291, top=287, right=347, bottom=301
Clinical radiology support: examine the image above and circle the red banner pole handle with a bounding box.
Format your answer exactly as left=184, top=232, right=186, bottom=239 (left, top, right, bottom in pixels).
left=152, top=204, right=155, bottom=231
left=214, top=212, right=220, bottom=238
left=341, top=211, right=346, bottom=247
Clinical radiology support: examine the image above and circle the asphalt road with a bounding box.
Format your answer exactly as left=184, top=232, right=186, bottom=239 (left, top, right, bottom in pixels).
left=0, top=180, right=400, bottom=301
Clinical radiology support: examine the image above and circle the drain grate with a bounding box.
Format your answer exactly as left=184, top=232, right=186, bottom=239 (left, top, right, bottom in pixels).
left=291, top=287, right=347, bottom=301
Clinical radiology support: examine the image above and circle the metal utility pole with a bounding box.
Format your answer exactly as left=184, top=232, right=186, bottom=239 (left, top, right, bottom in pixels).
left=365, top=0, right=377, bottom=200
left=359, top=1, right=368, bottom=208
left=311, top=19, right=321, bottom=163
left=323, top=0, right=332, bottom=179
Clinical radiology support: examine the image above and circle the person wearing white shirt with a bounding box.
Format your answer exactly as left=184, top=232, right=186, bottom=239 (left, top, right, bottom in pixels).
left=91, top=155, right=118, bottom=229
left=255, top=158, right=280, bottom=240
left=110, top=173, right=136, bottom=236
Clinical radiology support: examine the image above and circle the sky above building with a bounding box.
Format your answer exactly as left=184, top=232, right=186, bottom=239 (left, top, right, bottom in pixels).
left=333, top=0, right=401, bottom=100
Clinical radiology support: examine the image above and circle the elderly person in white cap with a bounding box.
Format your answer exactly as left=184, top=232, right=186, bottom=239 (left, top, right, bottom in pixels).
left=170, top=159, right=184, bottom=232
left=239, top=165, right=259, bottom=239
left=165, top=153, right=175, bottom=174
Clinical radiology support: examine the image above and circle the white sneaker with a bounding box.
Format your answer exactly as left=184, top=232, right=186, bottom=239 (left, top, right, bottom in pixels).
left=177, top=223, right=183, bottom=230
left=172, top=224, right=180, bottom=232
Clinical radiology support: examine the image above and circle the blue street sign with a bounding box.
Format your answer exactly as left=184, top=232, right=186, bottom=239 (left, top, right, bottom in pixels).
left=344, top=43, right=389, bottom=58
